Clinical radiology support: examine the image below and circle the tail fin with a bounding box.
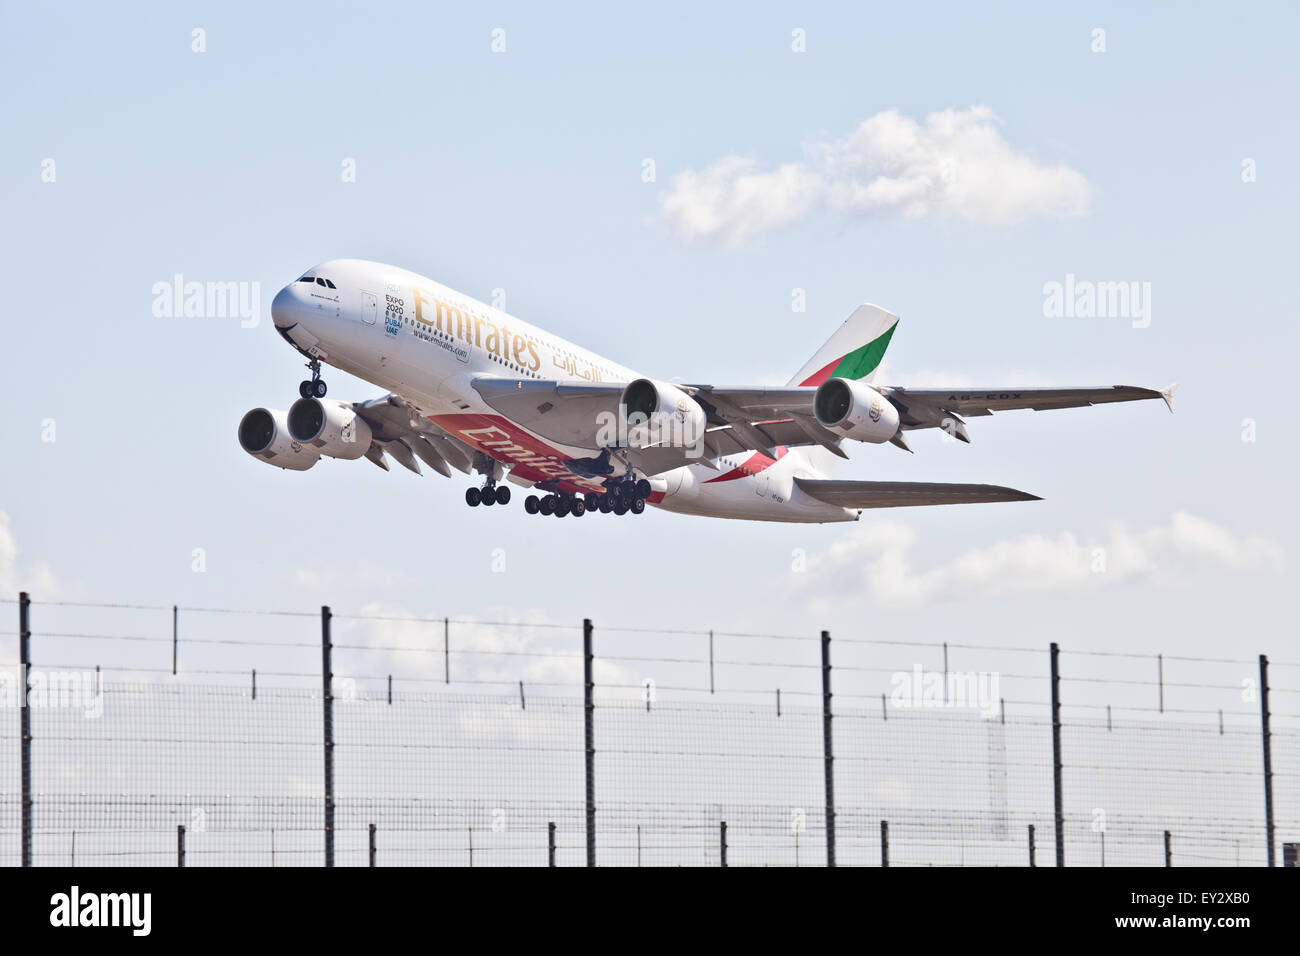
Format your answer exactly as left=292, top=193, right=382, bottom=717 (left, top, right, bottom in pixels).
left=786, top=304, right=900, bottom=387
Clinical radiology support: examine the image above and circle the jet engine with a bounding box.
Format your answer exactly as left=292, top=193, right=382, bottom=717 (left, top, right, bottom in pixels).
left=619, top=378, right=707, bottom=448
left=287, top=398, right=373, bottom=460
left=812, top=378, right=901, bottom=444
left=238, top=407, right=321, bottom=471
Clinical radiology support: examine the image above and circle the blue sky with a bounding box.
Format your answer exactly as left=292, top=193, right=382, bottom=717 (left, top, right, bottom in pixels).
left=1, top=1, right=1298, bottom=710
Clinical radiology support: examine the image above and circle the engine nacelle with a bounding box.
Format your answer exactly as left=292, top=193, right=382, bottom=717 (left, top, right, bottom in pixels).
left=619, top=378, right=708, bottom=448
left=287, top=398, right=373, bottom=460
left=812, top=378, right=901, bottom=444
left=238, top=407, right=321, bottom=471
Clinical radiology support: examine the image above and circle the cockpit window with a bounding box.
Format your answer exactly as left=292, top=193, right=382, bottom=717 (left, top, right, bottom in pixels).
left=316, top=277, right=327, bottom=286
left=324, top=279, right=337, bottom=289
left=298, top=276, right=314, bottom=283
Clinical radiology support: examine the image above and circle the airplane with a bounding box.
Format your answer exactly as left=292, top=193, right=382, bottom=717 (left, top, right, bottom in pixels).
left=239, top=259, right=1176, bottom=523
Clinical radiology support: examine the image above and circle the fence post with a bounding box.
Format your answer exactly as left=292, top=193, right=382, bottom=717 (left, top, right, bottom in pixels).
left=172, top=604, right=178, bottom=675
left=1050, top=642, right=1064, bottom=867
left=322, top=605, right=334, bottom=868
left=708, top=630, right=714, bottom=694
left=548, top=822, right=556, bottom=867
left=369, top=823, right=376, bottom=867
left=942, top=641, right=949, bottom=702
left=583, top=618, right=595, bottom=868
left=19, top=592, right=32, bottom=867
left=1028, top=824, right=1036, bottom=867
left=720, top=821, right=727, bottom=867
left=1259, top=654, right=1275, bottom=867
left=177, top=824, right=185, bottom=867
left=1163, top=830, right=1171, bottom=867
left=821, top=629, right=835, bottom=867
left=880, top=820, right=889, bottom=867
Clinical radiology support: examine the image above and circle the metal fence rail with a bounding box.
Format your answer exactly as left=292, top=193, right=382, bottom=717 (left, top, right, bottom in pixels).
left=2, top=592, right=1296, bottom=866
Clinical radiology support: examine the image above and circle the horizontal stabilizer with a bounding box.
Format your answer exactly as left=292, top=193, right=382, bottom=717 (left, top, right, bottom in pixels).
left=794, top=477, right=1041, bottom=509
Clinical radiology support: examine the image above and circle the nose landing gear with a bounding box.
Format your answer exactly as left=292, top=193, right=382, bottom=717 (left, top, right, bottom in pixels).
left=298, top=357, right=327, bottom=399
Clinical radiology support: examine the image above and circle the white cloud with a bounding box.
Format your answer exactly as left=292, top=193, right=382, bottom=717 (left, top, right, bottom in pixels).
left=659, top=156, right=822, bottom=247
left=660, top=107, right=1091, bottom=245
left=797, top=512, right=1283, bottom=608
left=344, top=602, right=638, bottom=696
left=0, top=510, right=57, bottom=598
left=334, top=602, right=644, bottom=746
left=0, top=511, right=57, bottom=669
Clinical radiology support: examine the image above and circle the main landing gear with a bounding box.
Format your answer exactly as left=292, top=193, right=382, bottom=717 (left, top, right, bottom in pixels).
left=522, top=477, right=651, bottom=518
left=465, top=480, right=511, bottom=507
left=298, top=357, right=327, bottom=399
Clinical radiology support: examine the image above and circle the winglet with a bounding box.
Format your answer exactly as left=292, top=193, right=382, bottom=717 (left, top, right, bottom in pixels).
left=1161, top=383, right=1179, bottom=413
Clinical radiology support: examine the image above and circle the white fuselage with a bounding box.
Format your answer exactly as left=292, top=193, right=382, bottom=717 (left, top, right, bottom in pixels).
left=270, top=259, right=856, bottom=523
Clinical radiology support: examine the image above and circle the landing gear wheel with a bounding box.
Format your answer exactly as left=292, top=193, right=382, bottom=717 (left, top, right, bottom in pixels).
left=539, top=496, right=556, bottom=516
left=494, top=486, right=511, bottom=506
left=524, top=495, right=540, bottom=515
left=630, top=497, right=646, bottom=515
left=480, top=486, right=496, bottom=506
left=302, top=357, right=326, bottom=399
left=598, top=495, right=613, bottom=514
left=584, top=494, right=598, bottom=512
left=572, top=498, right=586, bottom=517
left=465, top=487, right=482, bottom=507
left=635, top=479, right=652, bottom=499
left=555, top=498, right=571, bottom=517
left=613, top=499, right=629, bottom=516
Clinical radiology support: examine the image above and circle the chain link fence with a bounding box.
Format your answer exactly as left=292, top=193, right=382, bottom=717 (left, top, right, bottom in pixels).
left=2, top=595, right=1295, bottom=866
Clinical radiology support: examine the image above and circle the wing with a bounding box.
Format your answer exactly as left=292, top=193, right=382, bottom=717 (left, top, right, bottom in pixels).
left=685, top=382, right=1176, bottom=451
left=888, top=384, right=1176, bottom=415
left=671, top=385, right=842, bottom=459
left=469, top=377, right=740, bottom=476
left=470, top=378, right=624, bottom=449
left=350, top=395, right=479, bottom=477
left=888, top=383, right=1173, bottom=426
left=469, top=375, right=1177, bottom=464
left=795, top=477, right=1041, bottom=508
left=470, top=376, right=844, bottom=467
left=348, top=393, right=610, bottom=492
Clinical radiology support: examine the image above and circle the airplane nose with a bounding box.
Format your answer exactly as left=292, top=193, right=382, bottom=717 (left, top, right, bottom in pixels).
left=271, top=285, right=299, bottom=328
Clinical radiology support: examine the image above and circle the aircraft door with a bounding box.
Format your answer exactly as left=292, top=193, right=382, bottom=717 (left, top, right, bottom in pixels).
left=360, top=291, right=378, bottom=325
